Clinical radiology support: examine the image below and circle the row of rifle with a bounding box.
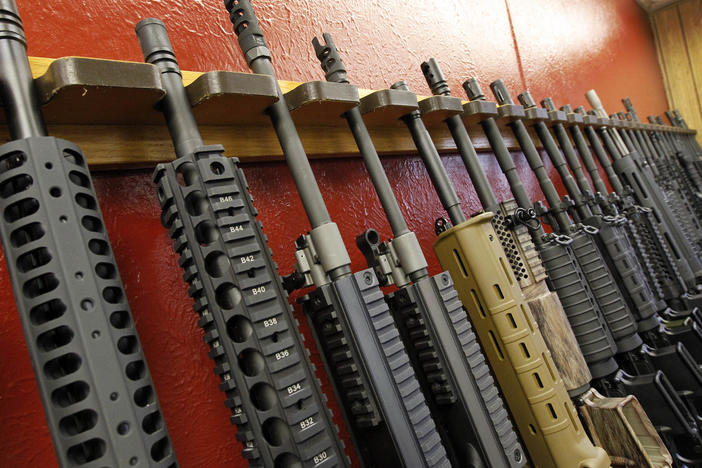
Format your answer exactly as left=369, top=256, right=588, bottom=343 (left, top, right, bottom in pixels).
left=1, top=0, right=701, bottom=466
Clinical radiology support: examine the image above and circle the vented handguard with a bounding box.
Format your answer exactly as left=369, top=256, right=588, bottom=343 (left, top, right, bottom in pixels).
left=535, top=232, right=618, bottom=376
left=0, top=137, right=175, bottom=467
left=155, top=146, right=346, bottom=467
left=434, top=212, right=610, bottom=468
left=585, top=215, right=660, bottom=331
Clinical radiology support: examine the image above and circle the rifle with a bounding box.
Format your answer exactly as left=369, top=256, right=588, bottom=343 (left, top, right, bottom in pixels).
left=584, top=91, right=702, bottom=289
left=544, top=99, right=702, bottom=359
left=631, top=105, right=702, bottom=204
left=0, top=1, right=177, bottom=466
left=421, top=60, right=670, bottom=466
left=521, top=88, right=702, bottom=420
left=519, top=91, right=677, bottom=347
left=380, top=76, right=610, bottom=467
left=135, top=19, right=348, bottom=467
left=611, top=106, right=702, bottom=257
left=664, top=109, right=702, bottom=177
left=463, top=79, right=701, bottom=464
left=311, top=33, right=524, bottom=468
left=564, top=104, right=702, bottom=313
left=222, top=3, right=451, bottom=466
left=490, top=79, right=644, bottom=358
left=504, top=82, right=702, bottom=464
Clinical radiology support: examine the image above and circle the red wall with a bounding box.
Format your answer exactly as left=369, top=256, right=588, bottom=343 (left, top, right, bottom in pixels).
left=0, top=1, right=669, bottom=467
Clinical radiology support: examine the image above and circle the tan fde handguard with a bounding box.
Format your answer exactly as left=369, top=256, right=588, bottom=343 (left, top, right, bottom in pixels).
left=496, top=201, right=672, bottom=467
left=434, top=212, right=610, bottom=468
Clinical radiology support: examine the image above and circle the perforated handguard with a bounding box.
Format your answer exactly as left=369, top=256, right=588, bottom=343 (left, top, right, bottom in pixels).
left=568, top=227, right=643, bottom=352
left=582, top=214, right=661, bottom=332
left=0, top=137, right=176, bottom=467
left=434, top=212, right=610, bottom=468
left=154, top=146, right=346, bottom=467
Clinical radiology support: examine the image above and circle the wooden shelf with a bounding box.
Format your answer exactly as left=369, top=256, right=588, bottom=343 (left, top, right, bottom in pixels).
left=4, top=56, right=692, bottom=171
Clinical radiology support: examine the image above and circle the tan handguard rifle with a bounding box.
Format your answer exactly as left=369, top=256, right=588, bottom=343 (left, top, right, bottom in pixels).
left=372, top=78, right=610, bottom=467
left=419, top=59, right=595, bottom=394
left=487, top=80, right=700, bottom=465
left=419, top=59, right=671, bottom=467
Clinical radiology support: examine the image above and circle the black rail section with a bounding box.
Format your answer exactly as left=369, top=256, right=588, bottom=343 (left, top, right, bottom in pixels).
left=222, top=3, right=450, bottom=467
left=136, top=19, right=346, bottom=467
left=0, top=2, right=177, bottom=466
left=312, top=33, right=524, bottom=468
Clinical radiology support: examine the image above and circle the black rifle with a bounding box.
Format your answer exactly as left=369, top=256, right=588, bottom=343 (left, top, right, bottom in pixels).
left=612, top=105, right=702, bottom=257
left=0, top=1, right=177, bottom=466
left=464, top=78, right=702, bottom=464
left=313, top=33, right=524, bottom=468
left=584, top=91, right=702, bottom=289
left=222, top=2, right=450, bottom=466
left=544, top=98, right=702, bottom=359
left=136, top=19, right=348, bottom=467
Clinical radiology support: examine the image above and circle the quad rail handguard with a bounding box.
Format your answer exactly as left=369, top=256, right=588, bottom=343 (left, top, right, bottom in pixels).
left=136, top=19, right=346, bottom=467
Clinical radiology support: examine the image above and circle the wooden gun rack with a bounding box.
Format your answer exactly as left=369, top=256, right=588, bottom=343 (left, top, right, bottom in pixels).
left=10, top=57, right=695, bottom=170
